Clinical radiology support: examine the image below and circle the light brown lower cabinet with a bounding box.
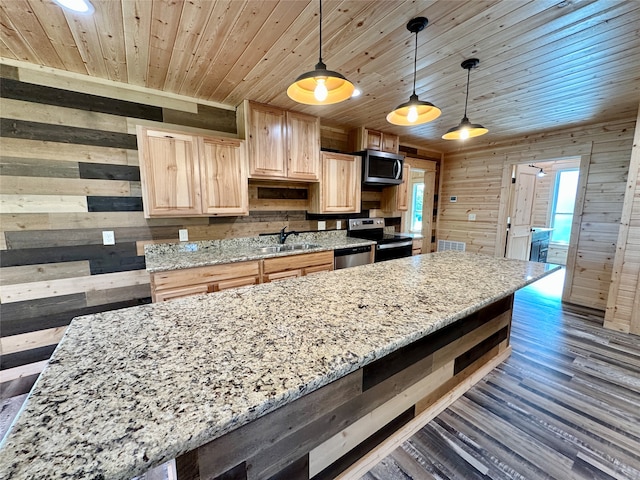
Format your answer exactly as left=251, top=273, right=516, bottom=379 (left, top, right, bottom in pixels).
left=150, top=261, right=261, bottom=302
left=264, top=269, right=303, bottom=283
left=412, top=239, right=423, bottom=256
left=150, top=251, right=334, bottom=301
left=262, top=251, right=334, bottom=283
left=154, top=284, right=210, bottom=302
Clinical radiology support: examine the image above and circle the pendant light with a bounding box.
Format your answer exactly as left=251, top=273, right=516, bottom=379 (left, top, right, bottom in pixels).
left=386, top=17, right=441, bottom=126
left=287, top=0, right=355, bottom=105
left=442, top=58, right=488, bottom=140
left=529, top=164, right=546, bottom=177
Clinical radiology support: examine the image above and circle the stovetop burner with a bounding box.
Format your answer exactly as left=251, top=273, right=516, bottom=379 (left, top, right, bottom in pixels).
left=347, top=218, right=411, bottom=244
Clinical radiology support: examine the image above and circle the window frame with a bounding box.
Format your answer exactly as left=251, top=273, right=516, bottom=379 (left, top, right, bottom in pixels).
left=550, top=168, right=579, bottom=245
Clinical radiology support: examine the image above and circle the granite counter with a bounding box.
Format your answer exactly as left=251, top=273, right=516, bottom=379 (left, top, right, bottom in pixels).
left=0, top=252, right=559, bottom=479
left=144, top=230, right=375, bottom=273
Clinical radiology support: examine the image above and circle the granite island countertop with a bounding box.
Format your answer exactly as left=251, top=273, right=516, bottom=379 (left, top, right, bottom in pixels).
left=145, top=230, right=376, bottom=273
left=0, top=252, right=560, bottom=479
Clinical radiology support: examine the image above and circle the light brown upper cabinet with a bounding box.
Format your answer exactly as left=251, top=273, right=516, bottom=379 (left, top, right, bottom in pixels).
left=237, top=100, right=320, bottom=181
left=349, top=127, right=400, bottom=154
left=309, top=152, right=361, bottom=214
left=137, top=126, right=248, bottom=218
left=381, top=162, right=411, bottom=212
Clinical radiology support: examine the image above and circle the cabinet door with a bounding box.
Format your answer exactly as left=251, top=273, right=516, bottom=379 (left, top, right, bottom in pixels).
left=199, top=136, right=249, bottom=215
left=364, top=129, right=383, bottom=151
left=303, top=264, right=333, bottom=275
left=137, top=127, right=202, bottom=217
left=320, top=152, right=361, bottom=213
left=264, top=269, right=302, bottom=282
left=381, top=133, right=400, bottom=154
left=287, top=111, right=320, bottom=181
left=215, top=276, right=258, bottom=291
left=154, top=284, right=209, bottom=302
left=246, top=102, right=287, bottom=178
left=396, top=163, right=410, bottom=211
left=412, top=239, right=422, bottom=256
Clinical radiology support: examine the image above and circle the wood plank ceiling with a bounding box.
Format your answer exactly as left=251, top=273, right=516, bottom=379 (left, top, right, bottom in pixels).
left=1, top=0, right=639, bottom=152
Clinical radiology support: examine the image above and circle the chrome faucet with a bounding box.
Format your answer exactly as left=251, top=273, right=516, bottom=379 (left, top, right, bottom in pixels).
left=279, top=226, right=299, bottom=244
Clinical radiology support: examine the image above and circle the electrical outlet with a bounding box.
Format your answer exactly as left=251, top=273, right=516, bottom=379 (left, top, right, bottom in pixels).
left=179, top=229, right=189, bottom=242
left=336, top=220, right=342, bottom=229
left=318, top=221, right=326, bottom=230
left=102, top=230, right=115, bottom=245
left=468, top=213, right=476, bottom=221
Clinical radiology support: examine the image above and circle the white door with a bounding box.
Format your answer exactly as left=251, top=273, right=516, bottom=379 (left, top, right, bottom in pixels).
left=506, top=165, right=539, bottom=260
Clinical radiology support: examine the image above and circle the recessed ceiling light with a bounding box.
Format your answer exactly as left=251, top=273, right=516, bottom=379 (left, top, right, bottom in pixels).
left=52, top=0, right=95, bottom=14
left=351, top=88, right=361, bottom=98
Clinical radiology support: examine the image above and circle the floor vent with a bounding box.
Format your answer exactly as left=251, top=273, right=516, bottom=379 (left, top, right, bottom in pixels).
left=438, top=240, right=466, bottom=252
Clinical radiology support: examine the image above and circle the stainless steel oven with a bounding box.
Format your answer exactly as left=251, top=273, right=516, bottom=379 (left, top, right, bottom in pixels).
left=347, top=218, right=413, bottom=262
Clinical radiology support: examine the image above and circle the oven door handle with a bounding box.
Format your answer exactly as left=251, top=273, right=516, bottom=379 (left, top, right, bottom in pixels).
left=376, top=240, right=413, bottom=250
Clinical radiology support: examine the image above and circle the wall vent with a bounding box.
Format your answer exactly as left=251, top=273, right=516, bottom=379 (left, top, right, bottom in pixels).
left=438, top=240, right=466, bottom=252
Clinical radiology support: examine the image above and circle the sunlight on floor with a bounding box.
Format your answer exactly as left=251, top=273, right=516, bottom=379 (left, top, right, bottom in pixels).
left=527, top=267, right=565, bottom=299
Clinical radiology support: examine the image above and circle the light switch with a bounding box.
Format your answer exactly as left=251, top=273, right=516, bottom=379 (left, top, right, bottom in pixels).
left=318, top=221, right=326, bottom=230
left=102, top=231, right=115, bottom=245
left=468, top=213, right=476, bottom=221
left=336, top=220, right=342, bottom=229
left=179, top=229, right=189, bottom=241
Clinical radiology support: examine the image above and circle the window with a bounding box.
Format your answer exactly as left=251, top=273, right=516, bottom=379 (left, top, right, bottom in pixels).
left=550, top=169, right=579, bottom=244
left=410, top=182, right=424, bottom=232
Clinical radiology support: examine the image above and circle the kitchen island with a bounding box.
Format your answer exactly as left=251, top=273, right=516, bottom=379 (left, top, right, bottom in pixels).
left=0, top=252, right=559, bottom=480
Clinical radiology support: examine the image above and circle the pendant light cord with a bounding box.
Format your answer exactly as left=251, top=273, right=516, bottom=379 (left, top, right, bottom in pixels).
left=318, top=0, right=323, bottom=63
left=412, top=30, right=418, bottom=95
left=463, top=67, right=471, bottom=118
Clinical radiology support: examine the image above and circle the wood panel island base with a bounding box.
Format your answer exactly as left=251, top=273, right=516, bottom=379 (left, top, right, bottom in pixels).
left=0, top=252, right=558, bottom=480
left=177, top=296, right=513, bottom=480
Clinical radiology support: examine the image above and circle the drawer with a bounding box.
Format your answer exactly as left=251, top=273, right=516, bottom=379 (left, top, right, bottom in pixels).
left=152, top=261, right=260, bottom=290
left=263, top=251, right=334, bottom=274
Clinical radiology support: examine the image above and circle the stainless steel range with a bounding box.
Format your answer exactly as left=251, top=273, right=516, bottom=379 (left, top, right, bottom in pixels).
left=347, top=218, right=413, bottom=262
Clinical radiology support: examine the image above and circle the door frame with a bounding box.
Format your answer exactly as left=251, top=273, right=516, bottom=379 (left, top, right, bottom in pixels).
left=495, top=151, right=591, bottom=300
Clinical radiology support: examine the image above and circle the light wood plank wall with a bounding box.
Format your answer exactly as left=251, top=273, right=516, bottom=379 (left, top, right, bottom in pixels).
left=605, top=108, right=640, bottom=334
left=439, top=115, right=637, bottom=313
left=0, top=65, right=371, bottom=399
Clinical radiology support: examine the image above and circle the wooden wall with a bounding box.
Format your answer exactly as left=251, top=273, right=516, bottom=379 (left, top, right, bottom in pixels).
left=439, top=116, right=637, bottom=311
left=605, top=108, right=640, bottom=334
left=0, top=65, right=353, bottom=399
left=531, top=158, right=581, bottom=228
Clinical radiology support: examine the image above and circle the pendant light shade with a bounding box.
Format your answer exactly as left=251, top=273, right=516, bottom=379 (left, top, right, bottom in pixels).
left=387, top=17, right=441, bottom=126
left=442, top=58, right=488, bottom=140
left=287, top=0, right=355, bottom=105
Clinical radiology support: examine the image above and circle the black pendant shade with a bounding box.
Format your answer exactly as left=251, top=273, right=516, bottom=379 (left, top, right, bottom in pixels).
left=287, top=0, right=355, bottom=105
left=386, top=17, right=441, bottom=126
left=442, top=58, right=488, bottom=140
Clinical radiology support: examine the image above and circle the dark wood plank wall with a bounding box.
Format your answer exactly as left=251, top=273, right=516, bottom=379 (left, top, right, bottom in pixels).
left=0, top=66, right=429, bottom=398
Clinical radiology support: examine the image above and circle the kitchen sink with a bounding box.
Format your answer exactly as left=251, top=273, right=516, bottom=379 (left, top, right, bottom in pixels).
left=254, top=246, right=282, bottom=253
left=254, top=244, right=319, bottom=253
left=285, top=243, right=320, bottom=250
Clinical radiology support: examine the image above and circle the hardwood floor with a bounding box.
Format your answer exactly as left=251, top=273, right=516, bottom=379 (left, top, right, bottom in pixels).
left=362, top=269, right=640, bottom=480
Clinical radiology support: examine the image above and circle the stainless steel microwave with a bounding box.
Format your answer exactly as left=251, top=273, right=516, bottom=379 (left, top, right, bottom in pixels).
left=358, top=150, right=404, bottom=186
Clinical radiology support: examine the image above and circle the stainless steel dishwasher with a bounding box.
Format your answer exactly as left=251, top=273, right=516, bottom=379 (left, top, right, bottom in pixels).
left=334, top=245, right=373, bottom=270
